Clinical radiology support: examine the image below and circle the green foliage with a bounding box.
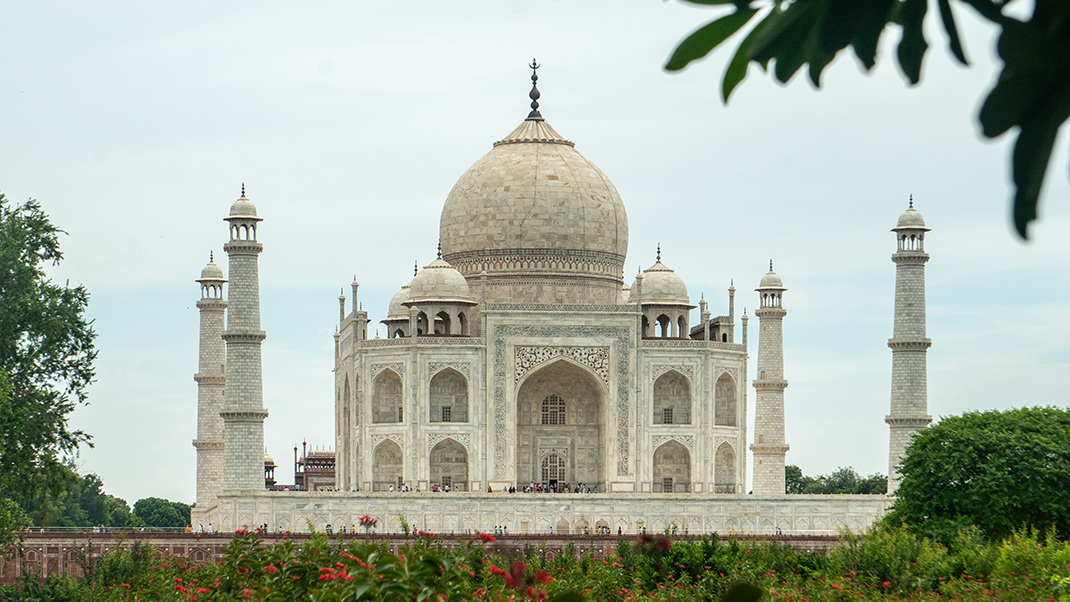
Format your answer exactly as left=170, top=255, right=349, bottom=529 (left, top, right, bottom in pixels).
left=132, top=497, right=191, bottom=529
left=0, top=496, right=29, bottom=549
left=666, top=1, right=1070, bottom=238
left=0, top=194, right=96, bottom=504
left=886, top=406, right=1070, bottom=543
left=11, top=462, right=133, bottom=529
left=5, top=525, right=1070, bottom=601
left=786, top=464, right=887, bottom=494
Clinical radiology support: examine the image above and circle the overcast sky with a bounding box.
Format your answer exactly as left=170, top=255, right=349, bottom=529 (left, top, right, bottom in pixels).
left=3, top=2, right=1068, bottom=507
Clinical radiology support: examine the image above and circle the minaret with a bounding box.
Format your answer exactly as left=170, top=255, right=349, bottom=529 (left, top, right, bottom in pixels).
left=886, top=198, right=932, bottom=493
left=220, top=185, right=269, bottom=490
left=192, top=253, right=227, bottom=521
left=750, top=261, right=789, bottom=495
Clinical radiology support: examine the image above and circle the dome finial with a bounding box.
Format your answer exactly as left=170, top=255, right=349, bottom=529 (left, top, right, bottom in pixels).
left=414, top=260, right=418, bottom=277
left=527, top=58, right=543, bottom=120
left=437, top=241, right=442, bottom=260
left=656, top=243, right=661, bottom=263
left=241, top=182, right=246, bottom=198
left=909, top=194, right=914, bottom=208
left=209, top=251, right=213, bottom=263
left=769, top=259, right=774, bottom=272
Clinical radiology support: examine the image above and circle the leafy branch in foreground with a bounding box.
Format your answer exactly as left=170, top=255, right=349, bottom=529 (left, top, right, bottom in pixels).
left=666, top=0, right=1070, bottom=238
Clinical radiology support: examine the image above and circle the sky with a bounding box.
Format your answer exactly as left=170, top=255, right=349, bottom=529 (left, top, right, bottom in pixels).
left=2, top=2, right=1068, bottom=507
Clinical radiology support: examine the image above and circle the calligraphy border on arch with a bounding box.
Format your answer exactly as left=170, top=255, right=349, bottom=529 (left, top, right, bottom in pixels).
left=651, top=364, right=695, bottom=382
left=651, top=434, right=694, bottom=454
left=493, top=324, right=632, bottom=477
left=427, top=433, right=471, bottom=452
left=371, top=362, right=405, bottom=378
left=514, top=346, right=610, bottom=387
left=429, top=362, right=471, bottom=379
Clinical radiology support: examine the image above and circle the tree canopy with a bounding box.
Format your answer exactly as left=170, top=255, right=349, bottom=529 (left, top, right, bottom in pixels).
left=665, top=0, right=1070, bottom=238
left=785, top=465, right=887, bottom=494
left=885, top=406, right=1070, bottom=542
left=0, top=194, right=96, bottom=503
left=132, top=497, right=191, bottom=529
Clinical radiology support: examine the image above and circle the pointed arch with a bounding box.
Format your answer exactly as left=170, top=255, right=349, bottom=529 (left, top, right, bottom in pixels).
left=653, top=370, right=691, bottom=424
left=715, top=373, right=736, bottom=426
left=372, top=369, right=403, bottom=424
left=714, top=442, right=736, bottom=493
left=430, top=368, right=468, bottom=422
left=429, top=438, right=468, bottom=491
left=653, top=440, right=691, bottom=492
left=373, top=440, right=403, bottom=491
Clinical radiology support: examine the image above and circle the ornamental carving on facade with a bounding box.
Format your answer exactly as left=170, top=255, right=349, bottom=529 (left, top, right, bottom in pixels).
left=428, top=433, right=471, bottom=451
left=428, top=362, right=471, bottom=379
left=514, top=346, right=610, bottom=387
left=371, top=362, right=405, bottom=378
left=370, top=433, right=404, bottom=449
left=493, top=324, right=633, bottom=477
left=714, top=367, right=740, bottom=382
left=651, top=434, right=694, bottom=453
left=651, top=364, right=695, bottom=382
left=713, top=436, right=736, bottom=452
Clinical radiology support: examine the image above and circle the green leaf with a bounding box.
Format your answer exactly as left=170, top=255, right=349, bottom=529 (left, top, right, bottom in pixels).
left=722, top=11, right=772, bottom=102
left=1011, top=102, right=1069, bottom=237
left=937, top=0, right=968, bottom=64
left=895, top=0, right=928, bottom=84
left=665, top=8, right=759, bottom=71
left=849, top=0, right=894, bottom=70
left=547, top=593, right=585, bottom=602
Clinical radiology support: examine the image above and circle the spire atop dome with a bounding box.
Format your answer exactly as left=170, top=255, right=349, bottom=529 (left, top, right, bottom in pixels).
left=241, top=182, right=246, bottom=198
left=437, top=241, right=442, bottom=260
left=909, top=193, right=914, bottom=208
left=210, top=251, right=213, bottom=263
left=527, top=58, right=542, bottom=120
left=414, top=261, right=418, bottom=277
left=769, top=259, right=774, bottom=271
left=657, top=243, right=661, bottom=263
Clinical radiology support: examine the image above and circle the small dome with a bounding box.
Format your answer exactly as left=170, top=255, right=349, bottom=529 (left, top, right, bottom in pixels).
left=407, top=258, right=473, bottom=304
left=895, top=205, right=928, bottom=230
left=757, top=263, right=785, bottom=290
left=385, top=279, right=413, bottom=320
left=634, top=260, right=689, bottom=305
left=200, top=260, right=224, bottom=281
left=263, top=452, right=275, bottom=465
left=620, top=281, right=631, bottom=304
left=229, top=193, right=258, bottom=219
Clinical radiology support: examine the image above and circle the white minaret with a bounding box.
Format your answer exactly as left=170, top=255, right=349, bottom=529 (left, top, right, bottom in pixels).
left=886, top=198, right=932, bottom=493
left=192, top=253, right=226, bottom=523
left=750, top=261, right=789, bottom=495
left=221, top=185, right=269, bottom=491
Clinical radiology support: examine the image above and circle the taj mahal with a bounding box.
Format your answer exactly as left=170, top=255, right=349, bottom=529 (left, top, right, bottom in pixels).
left=189, top=66, right=932, bottom=535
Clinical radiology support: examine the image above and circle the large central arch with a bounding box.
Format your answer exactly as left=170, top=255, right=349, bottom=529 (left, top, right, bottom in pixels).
left=515, top=359, right=605, bottom=491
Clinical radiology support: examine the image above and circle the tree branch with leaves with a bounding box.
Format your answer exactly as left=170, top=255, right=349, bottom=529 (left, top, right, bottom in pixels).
left=666, top=0, right=1070, bottom=237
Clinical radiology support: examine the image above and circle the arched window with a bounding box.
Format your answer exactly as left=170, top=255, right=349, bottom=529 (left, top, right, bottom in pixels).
left=715, top=373, right=737, bottom=426
left=373, top=370, right=403, bottom=424
left=373, top=440, right=403, bottom=492
left=541, top=394, right=566, bottom=425
left=714, top=443, right=736, bottom=493
left=652, top=441, right=691, bottom=492
left=430, top=369, right=468, bottom=423
left=430, top=439, right=468, bottom=491
left=653, top=371, right=691, bottom=424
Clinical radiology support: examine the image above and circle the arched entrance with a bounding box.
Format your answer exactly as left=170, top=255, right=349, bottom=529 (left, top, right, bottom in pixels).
left=429, top=438, right=468, bottom=491
left=653, top=441, right=691, bottom=492
left=516, top=360, right=605, bottom=491
left=372, top=440, right=403, bottom=491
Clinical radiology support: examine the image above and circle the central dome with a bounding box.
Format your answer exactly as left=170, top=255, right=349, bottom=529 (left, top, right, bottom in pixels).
left=439, top=102, right=629, bottom=305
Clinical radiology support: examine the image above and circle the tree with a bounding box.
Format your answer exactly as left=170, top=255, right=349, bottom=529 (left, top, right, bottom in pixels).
left=132, top=497, right=191, bottom=529
left=785, top=464, right=888, bottom=494
left=884, top=406, right=1070, bottom=542
left=0, top=194, right=96, bottom=504
left=12, top=463, right=135, bottom=528
left=665, top=0, right=1070, bottom=238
